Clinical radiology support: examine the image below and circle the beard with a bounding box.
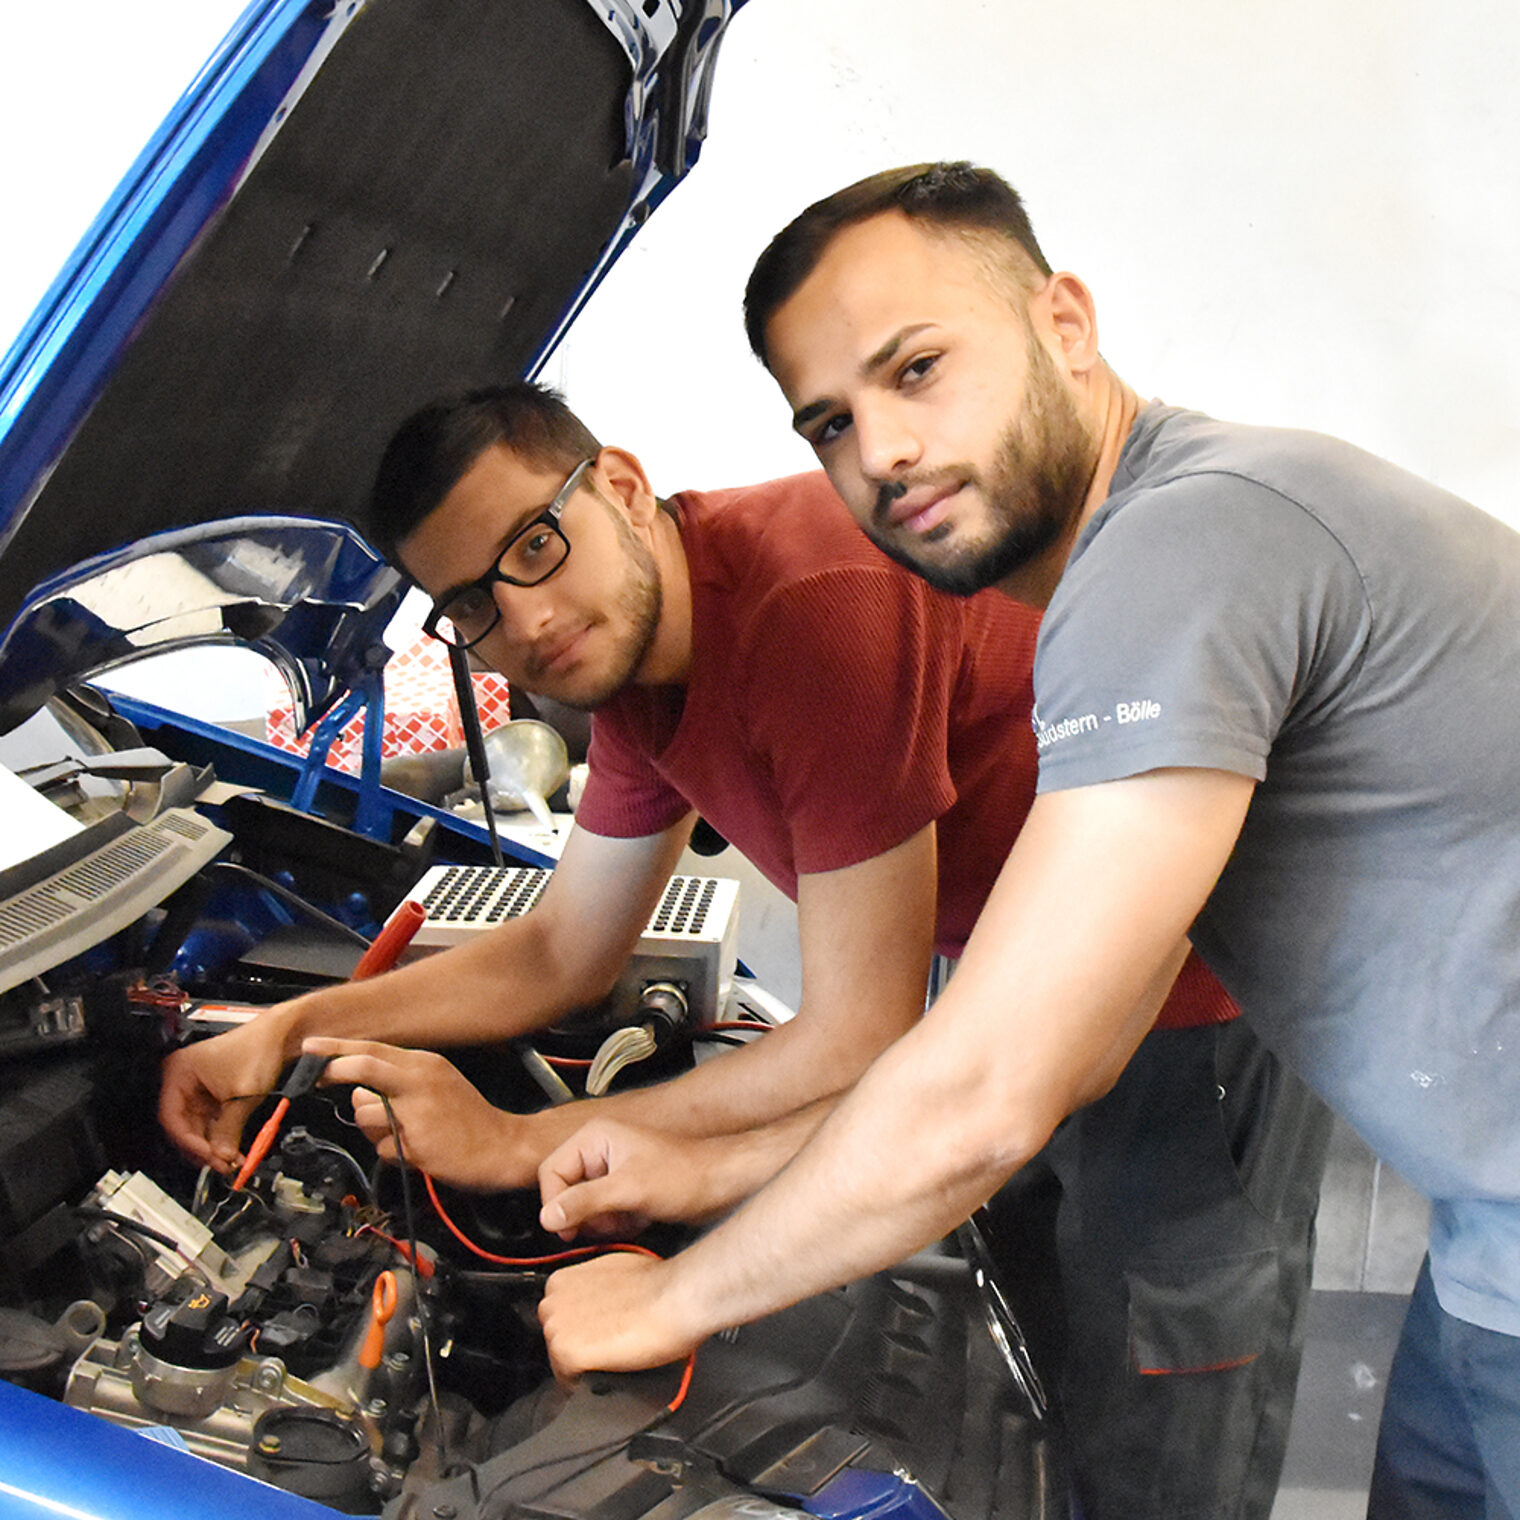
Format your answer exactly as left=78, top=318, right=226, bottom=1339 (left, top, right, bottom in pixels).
left=866, top=335, right=1094, bottom=597
left=538, top=502, right=663, bottom=711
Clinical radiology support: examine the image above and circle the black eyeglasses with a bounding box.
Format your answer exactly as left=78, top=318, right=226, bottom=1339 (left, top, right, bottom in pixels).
left=421, top=458, right=593, bottom=650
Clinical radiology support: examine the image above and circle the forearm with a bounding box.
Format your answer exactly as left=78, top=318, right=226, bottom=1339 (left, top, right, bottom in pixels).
left=515, top=823, right=937, bottom=1181
left=657, top=1010, right=1043, bottom=1337
left=618, top=776, right=1251, bottom=1343
left=535, top=1101, right=840, bottom=1239
left=315, top=1031, right=841, bottom=1197
left=484, top=1067, right=820, bottom=1192
left=539, top=775, right=1259, bottom=1377
left=272, top=919, right=607, bottom=1057
left=498, top=999, right=902, bottom=1186
left=538, top=979, right=1165, bottom=1370
left=582, top=1017, right=867, bottom=1136
left=670, top=1100, right=835, bottom=1217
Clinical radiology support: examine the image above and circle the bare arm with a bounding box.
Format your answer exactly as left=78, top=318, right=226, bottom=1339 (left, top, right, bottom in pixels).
left=538, top=768, right=1256, bottom=1377
left=534, top=1101, right=835, bottom=1237
left=518, top=821, right=939, bottom=1139
left=158, top=818, right=694, bottom=1169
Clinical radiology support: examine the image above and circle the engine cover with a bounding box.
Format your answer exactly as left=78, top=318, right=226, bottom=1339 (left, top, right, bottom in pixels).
left=389, top=1255, right=1064, bottom=1520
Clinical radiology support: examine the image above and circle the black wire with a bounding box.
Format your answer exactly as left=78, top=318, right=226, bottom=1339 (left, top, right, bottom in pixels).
left=74, top=1206, right=181, bottom=1253
left=691, top=1031, right=748, bottom=1048
left=75, top=1207, right=213, bottom=1284
left=381, top=1093, right=450, bottom=1473
left=205, top=861, right=372, bottom=948
left=380, top=1096, right=420, bottom=1280
left=447, top=642, right=504, bottom=867
left=450, top=1268, right=551, bottom=1286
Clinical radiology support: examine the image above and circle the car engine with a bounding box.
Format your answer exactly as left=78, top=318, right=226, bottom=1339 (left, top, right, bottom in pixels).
left=0, top=993, right=1062, bottom=1520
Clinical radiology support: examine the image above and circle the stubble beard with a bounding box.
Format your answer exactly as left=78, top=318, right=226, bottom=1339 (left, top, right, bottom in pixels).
left=542, top=507, right=663, bottom=711
left=868, top=339, right=1095, bottom=597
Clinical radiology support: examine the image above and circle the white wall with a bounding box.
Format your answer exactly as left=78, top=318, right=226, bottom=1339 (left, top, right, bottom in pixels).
left=2, top=0, right=1517, bottom=730
left=549, top=0, right=1520, bottom=524
left=7, top=0, right=1516, bottom=519
left=0, top=2, right=251, bottom=359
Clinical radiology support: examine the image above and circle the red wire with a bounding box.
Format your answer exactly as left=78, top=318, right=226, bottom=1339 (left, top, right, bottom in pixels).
left=666, top=1352, right=696, bottom=1413
left=702, top=1020, right=774, bottom=1033
left=419, top=1172, right=695, bottom=1413
left=423, top=1171, right=659, bottom=1265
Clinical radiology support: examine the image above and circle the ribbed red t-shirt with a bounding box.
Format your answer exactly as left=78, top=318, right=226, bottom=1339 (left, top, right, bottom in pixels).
left=576, top=473, right=1233, bottom=1029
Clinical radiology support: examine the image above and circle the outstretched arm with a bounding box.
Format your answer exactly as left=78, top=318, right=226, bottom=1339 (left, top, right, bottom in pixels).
left=306, top=824, right=938, bottom=1190
left=158, top=819, right=694, bottom=1171
left=538, top=768, right=1256, bottom=1377
left=536, top=1102, right=836, bottom=1237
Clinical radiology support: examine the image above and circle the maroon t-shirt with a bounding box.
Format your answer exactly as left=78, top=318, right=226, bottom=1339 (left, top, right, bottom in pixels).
left=576, top=472, right=1232, bottom=1028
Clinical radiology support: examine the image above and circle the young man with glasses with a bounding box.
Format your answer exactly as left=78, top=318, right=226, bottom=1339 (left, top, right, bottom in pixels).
left=159, top=381, right=1327, bottom=1520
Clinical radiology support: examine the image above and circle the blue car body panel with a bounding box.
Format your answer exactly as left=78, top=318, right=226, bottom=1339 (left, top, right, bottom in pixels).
left=0, top=1379, right=340, bottom=1519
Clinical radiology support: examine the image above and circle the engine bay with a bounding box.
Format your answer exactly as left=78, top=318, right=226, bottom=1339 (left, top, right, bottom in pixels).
left=0, top=1040, right=1062, bottom=1520
left=0, top=692, right=1061, bottom=1518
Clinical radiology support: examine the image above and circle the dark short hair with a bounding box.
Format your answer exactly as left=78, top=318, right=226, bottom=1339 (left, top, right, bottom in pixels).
left=743, top=162, right=1053, bottom=370
left=367, top=382, right=601, bottom=561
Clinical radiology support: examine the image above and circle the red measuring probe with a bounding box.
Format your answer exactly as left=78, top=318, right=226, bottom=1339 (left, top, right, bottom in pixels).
left=229, top=899, right=426, bottom=1191
left=350, top=899, right=426, bottom=980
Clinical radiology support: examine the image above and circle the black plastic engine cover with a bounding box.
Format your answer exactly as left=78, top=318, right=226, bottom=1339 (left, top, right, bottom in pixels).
left=387, top=1253, right=1066, bottom=1520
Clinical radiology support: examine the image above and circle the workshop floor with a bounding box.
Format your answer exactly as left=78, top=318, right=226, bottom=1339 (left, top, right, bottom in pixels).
left=1272, top=1117, right=1427, bottom=1519
left=1271, top=1288, right=1409, bottom=1518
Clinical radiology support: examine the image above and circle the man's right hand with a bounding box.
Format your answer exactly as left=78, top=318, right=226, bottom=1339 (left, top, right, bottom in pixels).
left=305, top=1038, right=534, bottom=1191
left=538, top=1119, right=735, bottom=1239
left=158, top=1015, right=293, bottom=1172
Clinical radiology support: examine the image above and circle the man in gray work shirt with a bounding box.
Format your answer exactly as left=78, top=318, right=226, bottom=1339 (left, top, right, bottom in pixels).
left=1038, top=404, right=1520, bottom=1343
left=538, top=163, right=1520, bottom=1518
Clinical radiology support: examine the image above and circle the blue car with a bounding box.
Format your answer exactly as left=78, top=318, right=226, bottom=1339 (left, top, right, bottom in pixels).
left=0, top=5, right=1058, bottom=1516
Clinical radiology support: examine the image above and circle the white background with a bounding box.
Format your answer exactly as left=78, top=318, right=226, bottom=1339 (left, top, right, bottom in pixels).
left=2, top=0, right=1518, bottom=715
left=552, top=0, right=1520, bottom=521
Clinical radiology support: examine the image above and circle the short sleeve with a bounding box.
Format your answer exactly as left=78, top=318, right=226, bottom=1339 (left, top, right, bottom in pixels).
left=738, top=564, right=964, bottom=876
left=1033, top=474, right=1372, bottom=793
left=576, top=706, right=693, bottom=839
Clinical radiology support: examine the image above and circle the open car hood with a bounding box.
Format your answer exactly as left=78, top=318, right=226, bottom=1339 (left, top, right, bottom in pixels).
left=0, top=0, right=744, bottom=734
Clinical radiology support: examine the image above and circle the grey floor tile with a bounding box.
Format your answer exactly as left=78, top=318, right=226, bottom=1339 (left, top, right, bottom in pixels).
left=1278, top=1290, right=1408, bottom=1496
left=1313, top=1119, right=1379, bottom=1290
left=1362, top=1163, right=1428, bottom=1295
left=1271, top=1487, right=1368, bottom=1520
left=1312, top=1119, right=1428, bottom=1293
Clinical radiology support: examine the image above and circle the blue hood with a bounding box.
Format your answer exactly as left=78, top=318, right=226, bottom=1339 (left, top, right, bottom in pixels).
left=0, top=0, right=745, bottom=734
